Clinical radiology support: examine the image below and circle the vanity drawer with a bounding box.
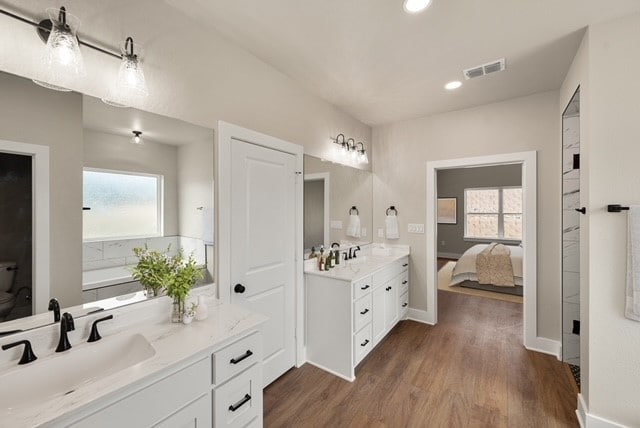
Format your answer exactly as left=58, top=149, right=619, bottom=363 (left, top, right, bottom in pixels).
left=214, top=363, right=262, bottom=428
left=399, top=271, right=409, bottom=295
left=353, top=275, right=372, bottom=300
left=399, top=291, right=409, bottom=319
left=399, top=256, right=409, bottom=272
left=213, top=332, right=261, bottom=385
left=353, top=294, right=372, bottom=333
left=372, top=263, right=402, bottom=287
left=353, top=324, right=373, bottom=365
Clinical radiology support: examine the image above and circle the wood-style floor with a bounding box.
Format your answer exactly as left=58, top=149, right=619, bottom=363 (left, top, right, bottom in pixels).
left=264, top=290, right=578, bottom=427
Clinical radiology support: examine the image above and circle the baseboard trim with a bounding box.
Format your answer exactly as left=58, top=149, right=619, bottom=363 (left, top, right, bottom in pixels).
left=407, top=308, right=435, bottom=325
left=577, top=393, right=627, bottom=428
left=525, top=337, right=561, bottom=359
left=304, top=360, right=355, bottom=383
left=437, top=252, right=461, bottom=259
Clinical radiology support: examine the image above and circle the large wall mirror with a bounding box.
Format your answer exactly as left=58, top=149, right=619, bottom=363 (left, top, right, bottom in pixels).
left=303, top=155, right=372, bottom=253
left=0, top=70, right=214, bottom=335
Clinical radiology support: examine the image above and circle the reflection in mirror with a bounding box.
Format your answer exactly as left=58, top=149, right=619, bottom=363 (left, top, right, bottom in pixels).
left=0, top=70, right=214, bottom=335
left=303, top=155, right=372, bottom=253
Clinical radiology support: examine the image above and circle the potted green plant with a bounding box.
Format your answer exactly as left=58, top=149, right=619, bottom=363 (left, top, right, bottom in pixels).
left=131, top=245, right=204, bottom=322
left=131, top=245, right=172, bottom=297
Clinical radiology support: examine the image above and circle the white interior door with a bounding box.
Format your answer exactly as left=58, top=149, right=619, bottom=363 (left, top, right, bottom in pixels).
left=230, top=139, right=296, bottom=386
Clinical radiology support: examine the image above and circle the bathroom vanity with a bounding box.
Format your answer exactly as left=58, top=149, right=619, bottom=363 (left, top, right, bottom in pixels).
left=0, top=287, right=266, bottom=428
left=304, top=247, right=410, bottom=381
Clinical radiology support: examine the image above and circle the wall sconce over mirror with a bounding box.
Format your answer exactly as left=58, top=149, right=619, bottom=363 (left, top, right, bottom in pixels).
left=130, top=130, right=144, bottom=145
left=332, top=133, right=369, bottom=165
left=0, top=6, right=149, bottom=105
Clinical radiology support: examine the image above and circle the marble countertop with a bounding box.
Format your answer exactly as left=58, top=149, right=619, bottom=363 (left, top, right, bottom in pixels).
left=0, top=290, right=267, bottom=428
left=304, top=246, right=410, bottom=282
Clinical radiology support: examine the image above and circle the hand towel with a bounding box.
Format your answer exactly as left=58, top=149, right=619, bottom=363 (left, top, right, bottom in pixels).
left=626, top=205, right=640, bottom=321
left=346, top=214, right=361, bottom=238
left=385, top=214, right=399, bottom=240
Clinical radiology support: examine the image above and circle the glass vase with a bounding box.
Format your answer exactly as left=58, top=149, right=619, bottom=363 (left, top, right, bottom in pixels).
left=171, top=297, right=185, bottom=323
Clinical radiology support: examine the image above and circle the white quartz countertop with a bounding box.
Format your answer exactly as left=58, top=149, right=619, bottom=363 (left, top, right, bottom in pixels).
left=0, top=295, right=267, bottom=428
left=304, top=248, right=410, bottom=282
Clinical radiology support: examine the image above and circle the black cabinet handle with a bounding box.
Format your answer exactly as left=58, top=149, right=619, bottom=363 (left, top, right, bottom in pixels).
left=402, top=303, right=408, bottom=308
left=360, top=339, right=370, bottom=347
left=360, top=308, right=369, bottom=315
left=386, top=286, right=392, bottom=291
left=402, top=280, right=408, bottom=284
left=230, top=350, right=253, bottom=364
left=229, top=394, right=252, bottom=412
left=360, top=284, right=370, bottom=290
left=575, top=207, right=586, bottom=215
left=234, top=283, right=246, bottom=293
left=402, top=263, right=408, bottom=267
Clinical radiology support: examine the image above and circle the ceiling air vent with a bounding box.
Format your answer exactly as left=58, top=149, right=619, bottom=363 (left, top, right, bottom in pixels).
left=463, top=58, right=506, bottom=80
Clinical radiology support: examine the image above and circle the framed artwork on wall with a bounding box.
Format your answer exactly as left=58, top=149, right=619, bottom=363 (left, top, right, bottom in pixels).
left=437, top=197, right=457, bottom=224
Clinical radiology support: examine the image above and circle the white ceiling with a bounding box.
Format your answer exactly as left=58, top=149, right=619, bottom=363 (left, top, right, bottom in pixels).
left=168, top=0, right=640, bottom=125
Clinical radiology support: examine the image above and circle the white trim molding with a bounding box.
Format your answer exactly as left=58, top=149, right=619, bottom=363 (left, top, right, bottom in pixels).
left=407, top=308, right=436, bottom=325
left=577, top=394, right=629, bottom=428
left=0, top=139, right=50, bottom=314
left=303, top=172, right=330, bottom=249
left=217, top=121, right=306, bottom=368
left=426, top=151, right=539, bottom=349
left=436, top=252, right=462, bottom=260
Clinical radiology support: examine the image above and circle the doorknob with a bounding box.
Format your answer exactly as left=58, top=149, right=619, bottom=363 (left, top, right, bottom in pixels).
left=234, top=283, right=246, bottom=294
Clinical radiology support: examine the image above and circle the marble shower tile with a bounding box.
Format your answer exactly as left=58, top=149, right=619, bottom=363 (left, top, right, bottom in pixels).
left=563, top=240, right=580, bottom=273
left=83, top=242, right=104, bottom=262
left=103, top=239, right=146, bottom=260
left=563, top=302, right=580, bottom=334
left=563, top=271, right=580, bottom=303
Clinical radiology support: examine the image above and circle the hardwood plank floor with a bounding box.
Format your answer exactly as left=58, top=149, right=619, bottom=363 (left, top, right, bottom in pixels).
left=264, top=290, right=578, bottom=427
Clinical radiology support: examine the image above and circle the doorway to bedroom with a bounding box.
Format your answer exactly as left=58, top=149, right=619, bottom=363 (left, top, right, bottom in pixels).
left=436, top=164, right=524, bottom=305
left=426, top=151, right=542, bottom=352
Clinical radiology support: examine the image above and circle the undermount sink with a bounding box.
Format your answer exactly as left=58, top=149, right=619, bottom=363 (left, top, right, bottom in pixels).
left=0, top=332, right=155, bottom=412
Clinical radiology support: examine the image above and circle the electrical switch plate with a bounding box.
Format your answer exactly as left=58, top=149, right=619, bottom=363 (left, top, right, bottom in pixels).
left=378, top=228, right=384, bottom=238
left=330, top=220, right=343, bottom=229
left=362, top=228, right=367, bottom=237
left=408, top=223, right=425, bottom=234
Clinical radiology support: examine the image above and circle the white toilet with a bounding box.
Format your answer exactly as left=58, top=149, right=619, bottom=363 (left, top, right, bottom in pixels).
left=0, top=262, right=17, bottom=319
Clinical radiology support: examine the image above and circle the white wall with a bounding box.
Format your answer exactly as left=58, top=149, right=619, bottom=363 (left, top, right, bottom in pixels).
left=372, top=91, right=561, bottom=340
left=83, top=129, right=179, bottom=235
left=582, top=12, right=640, bottom=427
left=0, top=72, right=83, bottom=307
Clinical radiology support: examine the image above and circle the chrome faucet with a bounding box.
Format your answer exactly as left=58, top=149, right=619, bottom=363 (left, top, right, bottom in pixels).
left=55, top=312, right=75, bottom=353
left=48, top=298, right=60, bottom=322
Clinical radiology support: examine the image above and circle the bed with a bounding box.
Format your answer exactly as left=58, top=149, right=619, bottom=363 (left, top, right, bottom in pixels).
left=450, top=243, right=523, bottom=295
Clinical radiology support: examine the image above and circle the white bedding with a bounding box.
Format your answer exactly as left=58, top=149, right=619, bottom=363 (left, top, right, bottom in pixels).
left=451, top=244, right=523, bottom=287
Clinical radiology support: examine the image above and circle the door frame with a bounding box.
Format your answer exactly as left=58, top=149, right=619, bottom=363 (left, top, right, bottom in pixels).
left=0, top=139, right=50, bottom=315
left=217, top=121, right=305, bottom=367
left=426, top=151, right=554, bottom=355
left=303, top=172, right=330, bottom=249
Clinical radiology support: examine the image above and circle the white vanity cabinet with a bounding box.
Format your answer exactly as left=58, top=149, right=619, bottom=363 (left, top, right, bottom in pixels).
left=305, top=254, right=409, bottom=381
left=61, top=332, right=263, bottom=428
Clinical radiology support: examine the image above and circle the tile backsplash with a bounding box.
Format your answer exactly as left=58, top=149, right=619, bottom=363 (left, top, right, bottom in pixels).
left=83, top=236, right=207, bottom=271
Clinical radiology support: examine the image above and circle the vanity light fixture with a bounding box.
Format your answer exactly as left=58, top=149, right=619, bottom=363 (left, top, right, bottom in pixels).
left=0, top=6, right=149, bottom=100
left=444, top=80, right=462, bottom=90
left=347, top=138, right=358, bottom=160
left=131, top=131, right=144, bottom=145
left=403, top=0, right=433, bottom=14
left=333, top=133, right=348, bottom=156
left=356, top=142, right=369, bottom=164
left=332, top=134, right=369, bottom=164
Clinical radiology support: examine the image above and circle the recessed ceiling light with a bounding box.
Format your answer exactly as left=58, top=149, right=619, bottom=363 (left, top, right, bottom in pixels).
left=445, top=80, right=462, bottom=90
left=403, top=0, right=433, bottom=14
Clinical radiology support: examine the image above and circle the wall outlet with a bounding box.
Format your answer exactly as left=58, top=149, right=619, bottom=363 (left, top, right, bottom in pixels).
left=408, top=223, right=425, bottom=234
left=378, top=228, right=384, bottom=238
left=362, top=228, right=367, bottom=237
left=330, top=220, right=343, bottom=229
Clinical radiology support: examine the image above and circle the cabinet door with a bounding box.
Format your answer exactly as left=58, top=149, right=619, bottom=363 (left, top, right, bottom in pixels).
left=384, top=280, right=398, bottom=330
left=153, top=393, right=211, bottom=428
left=372, top=285, right=386, bottom=344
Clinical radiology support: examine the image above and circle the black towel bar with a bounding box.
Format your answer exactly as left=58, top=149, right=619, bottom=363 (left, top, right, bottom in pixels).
left=607, top=204, right=630, bottom=213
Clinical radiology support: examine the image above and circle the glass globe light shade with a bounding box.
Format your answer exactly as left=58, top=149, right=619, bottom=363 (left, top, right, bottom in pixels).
left=42, top=7, right=85, bottom=88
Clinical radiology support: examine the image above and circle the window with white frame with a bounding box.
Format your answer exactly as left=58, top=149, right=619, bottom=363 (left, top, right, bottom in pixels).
left=464, top=187, right=522, bottom=240
left=83, top=168, right=163, bottom=241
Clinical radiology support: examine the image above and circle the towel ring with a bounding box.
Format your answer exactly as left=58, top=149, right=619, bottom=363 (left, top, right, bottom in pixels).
left=349, top=206, right=359, bottom=215
left=386, top=206, right=398, bottom=216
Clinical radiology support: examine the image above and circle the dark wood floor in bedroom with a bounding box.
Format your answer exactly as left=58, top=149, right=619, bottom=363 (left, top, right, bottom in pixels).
left=264, top=290, right=578, bottom=428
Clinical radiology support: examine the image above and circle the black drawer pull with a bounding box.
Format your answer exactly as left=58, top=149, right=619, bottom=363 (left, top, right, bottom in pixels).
left=229, top=394, right=252, bottom=412
left=402, top=303, right=408, bottom=307
left=360, top=284, right=370, bottom=290
left=360, top=339, right=370, bottom=347
left=360, top=308, right=369, bottom=315
left=230, top=350, right=253, bottom=364
left=402, top=263, right=408, bottom=267
left=386, top=286, right=392, bottom=291
left=402, top=280, right=408, bottom=284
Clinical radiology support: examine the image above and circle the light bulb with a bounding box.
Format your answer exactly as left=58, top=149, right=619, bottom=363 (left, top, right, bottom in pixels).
left=131, top=131, right=143, bottom=145
left=41, top=7, right=85, bottom=88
